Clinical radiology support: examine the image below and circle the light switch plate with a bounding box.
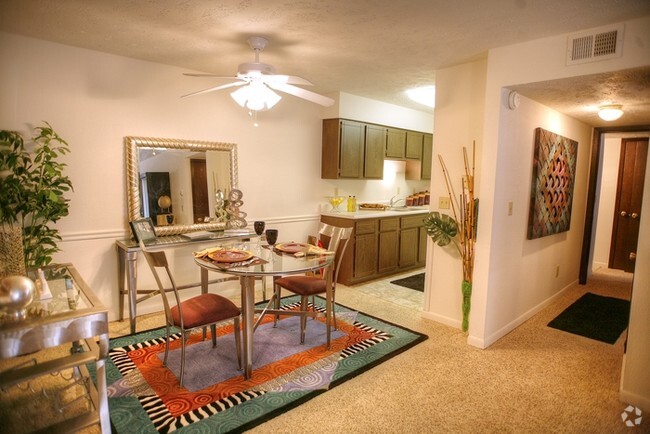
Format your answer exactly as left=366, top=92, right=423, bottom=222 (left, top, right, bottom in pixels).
left=439, top=197, right=450, bottom=209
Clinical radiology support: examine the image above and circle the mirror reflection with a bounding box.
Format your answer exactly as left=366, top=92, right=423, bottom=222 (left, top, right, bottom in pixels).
left=125, top=137, right=238, bottom=236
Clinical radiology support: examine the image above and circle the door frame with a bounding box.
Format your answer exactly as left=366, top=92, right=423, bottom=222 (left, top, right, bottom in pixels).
left=579, top=124, right=650, bottom=284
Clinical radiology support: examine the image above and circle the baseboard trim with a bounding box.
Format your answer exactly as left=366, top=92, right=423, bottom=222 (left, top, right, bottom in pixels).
left=420, top=310, right=461, bottom=330
left=619, top=389, right=650, bottom=413
left=480, top=279, right=577, bottom=348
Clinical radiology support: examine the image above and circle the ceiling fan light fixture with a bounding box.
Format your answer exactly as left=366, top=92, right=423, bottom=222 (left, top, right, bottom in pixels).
left=598, top=104, right=624, bottom=121
left=230, top=82, right=282, bottom=111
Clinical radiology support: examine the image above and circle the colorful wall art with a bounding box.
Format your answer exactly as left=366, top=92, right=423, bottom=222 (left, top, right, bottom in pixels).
left=527, top=128, right=578, bottom=239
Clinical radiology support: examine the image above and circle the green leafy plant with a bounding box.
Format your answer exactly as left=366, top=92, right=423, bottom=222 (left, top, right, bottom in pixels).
left=423, top=142, right=478, bottom=332
left=0, top=123, right=73, bottom=269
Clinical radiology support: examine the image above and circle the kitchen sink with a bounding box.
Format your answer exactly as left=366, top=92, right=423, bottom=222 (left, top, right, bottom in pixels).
left=390, top=206, right=428, bottom=212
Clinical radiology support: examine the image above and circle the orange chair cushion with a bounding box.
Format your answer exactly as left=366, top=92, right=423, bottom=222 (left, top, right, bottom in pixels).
left=171, top=293, right=240, bottom=329
left=275, top=275, right=326, bottom=296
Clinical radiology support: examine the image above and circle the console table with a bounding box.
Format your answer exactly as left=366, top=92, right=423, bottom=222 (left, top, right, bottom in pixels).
left=0, top=263, right=110, bottom=433
left=116, top=231, right=260, bottom=335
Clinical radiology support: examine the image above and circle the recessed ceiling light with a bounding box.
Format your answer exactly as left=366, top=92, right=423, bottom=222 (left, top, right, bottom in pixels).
left=598, top=104, right=624, bottom=121
left=407, top=86, right=436, bottom=108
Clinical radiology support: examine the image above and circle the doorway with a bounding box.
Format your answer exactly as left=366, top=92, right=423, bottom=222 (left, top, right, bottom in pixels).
left=580, top=127, right=650, bottom=284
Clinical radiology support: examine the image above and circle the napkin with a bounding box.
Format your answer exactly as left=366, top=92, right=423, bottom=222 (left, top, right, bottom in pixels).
left=193, top=246, right=223, bottom=258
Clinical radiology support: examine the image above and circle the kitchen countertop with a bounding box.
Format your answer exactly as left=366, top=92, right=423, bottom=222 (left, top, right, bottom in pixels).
left=321, top=206, right=430, bottom=220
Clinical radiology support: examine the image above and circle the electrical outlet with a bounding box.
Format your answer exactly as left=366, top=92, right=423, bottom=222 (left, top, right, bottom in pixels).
left=508, top=201, right=513, bottom=216
left=439, top=197, right=451, bottom=209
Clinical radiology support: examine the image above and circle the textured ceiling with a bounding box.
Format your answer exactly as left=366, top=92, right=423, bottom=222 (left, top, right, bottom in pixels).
left=1, top=0, right=649, bottom=127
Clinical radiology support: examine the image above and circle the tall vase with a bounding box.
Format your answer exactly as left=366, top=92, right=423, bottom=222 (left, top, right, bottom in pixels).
left=0, top=223, right=26, bottom=277
left=461, top=280, right=472, bottom=332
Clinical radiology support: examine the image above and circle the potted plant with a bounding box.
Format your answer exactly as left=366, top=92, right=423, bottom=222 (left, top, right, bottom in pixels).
left=0, top=123, right=73, bottom=273
left=423, top=142, right=478, bottom=332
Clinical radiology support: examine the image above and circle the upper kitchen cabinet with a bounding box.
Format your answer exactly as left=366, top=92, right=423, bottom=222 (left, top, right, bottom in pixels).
left=364, top=124, right=385, bottom=179
left=322, top=119, right=364, bottom=178
left=421, top=134, right=433, bottom=179
left=405, top=133, right=433, bottom=180
left=385, top=128, right=407, bottom=159
left=322, top=119, right=383, bottom=179
left=406, top=131, right=423, bottom=159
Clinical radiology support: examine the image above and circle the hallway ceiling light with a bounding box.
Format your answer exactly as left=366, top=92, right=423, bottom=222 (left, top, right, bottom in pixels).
left=407, top=86, right=436, bottom=108
left=598, top=104, right=624, bottom=121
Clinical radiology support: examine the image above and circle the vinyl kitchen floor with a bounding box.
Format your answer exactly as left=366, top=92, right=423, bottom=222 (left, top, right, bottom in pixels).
left=346, top=269, right=425, bottom=311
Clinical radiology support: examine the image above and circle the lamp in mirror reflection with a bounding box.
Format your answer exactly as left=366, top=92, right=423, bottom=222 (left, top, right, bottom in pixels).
left=598, top=104, right=624, bottom=121
left=157, top=195, right=172, bottom=213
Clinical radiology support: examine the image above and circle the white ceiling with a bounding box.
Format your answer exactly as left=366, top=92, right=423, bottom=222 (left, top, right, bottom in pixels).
left=2, top=0, right=649, bottom=127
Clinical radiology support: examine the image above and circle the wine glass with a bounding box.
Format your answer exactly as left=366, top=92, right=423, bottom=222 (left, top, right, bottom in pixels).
left=328, top=196, right=345, bottom=212
left=254, top=221, right=265, bottom=236
left=265, top=229, right=278, bottom=248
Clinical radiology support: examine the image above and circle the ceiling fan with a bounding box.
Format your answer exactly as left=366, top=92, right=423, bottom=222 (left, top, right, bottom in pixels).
left=182, top=36, right=334, bottom=111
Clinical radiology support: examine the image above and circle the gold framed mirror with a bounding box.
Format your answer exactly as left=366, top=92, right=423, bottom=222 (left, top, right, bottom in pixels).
left=125, top=136, right=238, bottom=236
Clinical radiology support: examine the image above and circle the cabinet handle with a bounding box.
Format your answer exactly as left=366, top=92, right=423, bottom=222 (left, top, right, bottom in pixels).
left=620, top=211, right=628, bottom=217
left=631, top=213, right=638, bottom=219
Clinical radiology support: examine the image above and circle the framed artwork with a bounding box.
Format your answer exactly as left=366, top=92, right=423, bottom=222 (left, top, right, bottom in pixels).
left=527, top=127, right=578, bottom=240
left=129, top=217, right=157, bottom=245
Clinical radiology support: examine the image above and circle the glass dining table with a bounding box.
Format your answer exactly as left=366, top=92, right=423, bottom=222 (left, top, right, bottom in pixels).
left=194, top=242, right=335, bottom=379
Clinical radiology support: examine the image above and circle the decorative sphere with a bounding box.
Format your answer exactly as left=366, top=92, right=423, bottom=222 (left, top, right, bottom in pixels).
left=0, top=275, right=36, bottom=320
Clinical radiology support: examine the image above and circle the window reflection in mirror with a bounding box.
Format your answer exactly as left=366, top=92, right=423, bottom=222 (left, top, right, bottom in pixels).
left=125, top=137, right=238, bottom=236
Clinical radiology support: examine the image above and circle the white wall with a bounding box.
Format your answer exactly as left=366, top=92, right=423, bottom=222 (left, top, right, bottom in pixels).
left=0, top=32, right=432, bottom=320
left=620, top=146, right=650, bottom=412
left=592, top=136, right=621, bottom=270
left=422, top=16, right=650, bottom=349
left=421, top=59, right=486, bottom=329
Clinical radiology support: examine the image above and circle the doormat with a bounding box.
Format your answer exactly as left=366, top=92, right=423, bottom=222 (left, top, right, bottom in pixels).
left=547, top=292, right=630, bottom=344
left=103, top=296, right=427, bottom=433
left=390, top=273, right=425, bottom=292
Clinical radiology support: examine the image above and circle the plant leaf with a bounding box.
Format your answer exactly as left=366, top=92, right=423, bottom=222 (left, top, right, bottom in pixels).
left=423, top=212, right=458, bottom=247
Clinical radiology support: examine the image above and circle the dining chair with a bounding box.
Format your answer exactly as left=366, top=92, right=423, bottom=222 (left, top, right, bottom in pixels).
left=141, top=248, right=242, bottom=387
left=273, top=222, right=352, bottom=344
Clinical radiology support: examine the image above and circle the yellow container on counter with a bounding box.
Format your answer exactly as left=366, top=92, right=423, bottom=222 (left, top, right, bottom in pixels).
left=347, top=196, right=357, bottom=212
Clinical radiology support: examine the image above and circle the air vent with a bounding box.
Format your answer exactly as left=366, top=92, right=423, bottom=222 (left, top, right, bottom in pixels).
left=566, top=23, right=624, bottom=65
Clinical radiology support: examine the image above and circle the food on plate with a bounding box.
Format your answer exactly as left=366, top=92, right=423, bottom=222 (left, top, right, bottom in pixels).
left=207, top=249, right=253, bottom=263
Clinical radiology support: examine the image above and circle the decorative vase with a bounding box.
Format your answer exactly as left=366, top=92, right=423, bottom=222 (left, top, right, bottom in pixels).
left=0, top=223, right=26, bottom=278
left=461, top=280, right=472, bottom=332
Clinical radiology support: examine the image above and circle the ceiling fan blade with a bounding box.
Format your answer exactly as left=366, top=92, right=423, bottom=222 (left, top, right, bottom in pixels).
left=264, top=74, right=313, bottom=86
left=181, top=81, right=247, bottom=98
left=267, top=82, right=335, bottom=107
left=183, top=73, right=239, bottom=78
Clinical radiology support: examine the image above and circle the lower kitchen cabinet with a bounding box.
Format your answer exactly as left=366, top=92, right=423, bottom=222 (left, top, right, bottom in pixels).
left=353, top=219, right=378, bottom=279
left=378, top=218, right=399, bottom=273
left=321, top=212, right=427, bottom=285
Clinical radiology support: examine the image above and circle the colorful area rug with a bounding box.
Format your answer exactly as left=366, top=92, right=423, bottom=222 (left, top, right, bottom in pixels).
left=105, top=296, right=427, bottom=433
left=547, top=292, right=630, bottom=344
left=390, top=273, right=425, bottom=292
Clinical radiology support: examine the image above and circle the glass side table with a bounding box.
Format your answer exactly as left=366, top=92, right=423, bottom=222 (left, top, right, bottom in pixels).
left=0, top=263, right=110, bottom=433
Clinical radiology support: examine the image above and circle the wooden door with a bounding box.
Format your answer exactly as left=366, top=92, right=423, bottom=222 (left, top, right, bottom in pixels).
left=609, top=137, right=648, bottom=272
left=190, top=159, right=209, bottom=223
left=406, top=131, right=423, bottom=159
left=364, top=124, right=385, bottom=179
left=399, top=227, right=419, bottom=267
left=421, top=134, right=433, bottom=180
left=378, top=218, right=399, bottom=273
left=386, top=128, right=406, bottom=158
left=339, top=120, right=365, bottom=178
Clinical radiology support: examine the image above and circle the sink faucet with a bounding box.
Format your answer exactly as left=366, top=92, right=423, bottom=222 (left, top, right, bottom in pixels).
left=390, top=195, right=405, bottom=208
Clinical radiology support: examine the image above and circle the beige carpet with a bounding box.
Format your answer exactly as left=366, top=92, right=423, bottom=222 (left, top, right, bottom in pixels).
left=0, top=269, right=637, bottom=433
